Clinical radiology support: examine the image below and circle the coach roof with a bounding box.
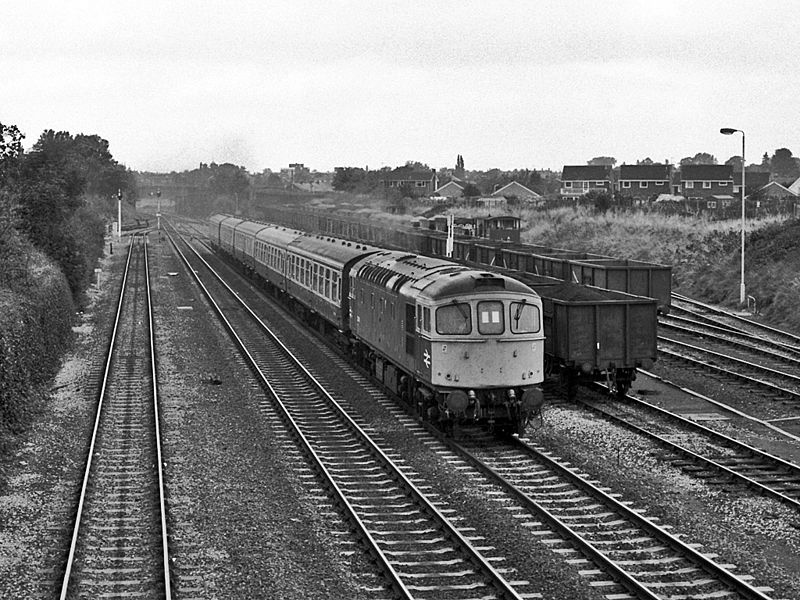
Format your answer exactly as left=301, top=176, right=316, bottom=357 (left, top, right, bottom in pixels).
left=288, top=232, right=377, bottom=265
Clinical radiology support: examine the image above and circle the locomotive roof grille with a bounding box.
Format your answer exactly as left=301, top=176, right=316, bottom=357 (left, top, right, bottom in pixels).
left=473, top=274, right=506, bottom=289
left=392, top=274, right=412, bottom=292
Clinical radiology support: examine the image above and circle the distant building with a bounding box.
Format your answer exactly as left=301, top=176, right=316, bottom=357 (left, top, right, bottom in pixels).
left=679, top=164, right=734, bottom=201
left=491, top=181, right=541, bottom=203
left=559, top=165, right=613, bottom=199
left=617, top=164, right=672, bottom=202
left=731, top=170, right=769, bottom=196
left=789, top=176, right=800, bottom=196
left=382, top=168, right=439, bottom=196
left=757, top=181, right=797, bottom=201
left=434, top=180, right=464, bottom=198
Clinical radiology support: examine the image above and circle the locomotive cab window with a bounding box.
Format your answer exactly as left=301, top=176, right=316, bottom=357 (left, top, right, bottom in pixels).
left=478, top=301, right=504, bottom=334
left=510, top=301, right=541, bottom=334
left=436, top=302, right=472, bottom=335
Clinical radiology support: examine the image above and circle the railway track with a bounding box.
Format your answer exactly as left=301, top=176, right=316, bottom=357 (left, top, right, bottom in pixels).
left=576, top=387, right=800, bottom=511
left=165, top=226, right=535, bottom=600
left=59, top=235, right=171, bottom=599
left=671, top=294, right=800, bottom=351
left=658, top=295, right=800, bottom=434
left=447, top=429, right=776, bottom=600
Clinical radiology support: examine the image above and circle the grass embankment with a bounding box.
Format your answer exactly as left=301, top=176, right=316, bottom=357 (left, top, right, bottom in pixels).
left=513, top=206, right=800, bottom=332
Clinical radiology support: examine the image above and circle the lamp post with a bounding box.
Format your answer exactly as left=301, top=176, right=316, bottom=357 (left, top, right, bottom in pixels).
left=720, top=127, right=746, bottom=305
left=156, top=188, right=161, bottom=230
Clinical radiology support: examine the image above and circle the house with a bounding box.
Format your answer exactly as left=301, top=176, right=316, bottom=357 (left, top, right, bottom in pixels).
left=617, top=164, right=672, bottom=202
left=679, top=164, right=733, bottom=201
left=757, top=181, right=797, bottom=201
left=383, top=168, right=439, bottom=196
left=434, top=180, right=464, bottom=198
left=491, top=181, right=541, bottom=203
left=731, top=170, right=770, bottom=196
left=559, top=165, right=613, bottom=199
left=789, top=176, right=800, bottom=196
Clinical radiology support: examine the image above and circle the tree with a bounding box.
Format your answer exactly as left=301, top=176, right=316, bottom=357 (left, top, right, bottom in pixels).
left=1, top=122, right=24, bottom=162
left=402, top=160, right=431, bottom=171
left=584, top=189, right=612, bottom=212
left=679, top=152, right=717, bottom=166
left=454, top=154, right=465, bottom=178
left=769, top=148, right=800, bottom=179
left=462, top=183, right=481, bottom=197
left=332, top=167, right=366, bottom=192
left=724, top=155, right=743, bottom=171
left=1, top=123, right=25, bottom=254
left=9, top=129, right=117, bottom=303
left=588, top=156, right=616, bottom=166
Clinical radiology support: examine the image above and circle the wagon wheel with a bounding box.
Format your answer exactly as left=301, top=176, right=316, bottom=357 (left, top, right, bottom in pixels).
left=559, top=370, right=578, bottom=400
left=609, top=370, right=631, bottom=399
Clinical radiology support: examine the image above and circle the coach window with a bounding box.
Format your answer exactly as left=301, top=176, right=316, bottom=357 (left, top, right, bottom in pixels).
left=436, top=303, right=472, bottom=335
left=324, top=268, right=331, bottom=298
left=332, top=273, right=340, bottom=301
left=509, top=301, right=541, bottom=334
left=417, top=305, right=423, bottom=330
left=478, top=301, right=504, bottom=334
left=423, top=307, right=431, bottom=332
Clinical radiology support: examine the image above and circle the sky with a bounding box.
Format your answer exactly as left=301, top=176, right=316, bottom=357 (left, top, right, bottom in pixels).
left=3, top=1, right=800, bottom=174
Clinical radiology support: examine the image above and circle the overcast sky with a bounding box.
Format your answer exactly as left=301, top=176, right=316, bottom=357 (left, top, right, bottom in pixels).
left=4, top=1, right=799, bottom=173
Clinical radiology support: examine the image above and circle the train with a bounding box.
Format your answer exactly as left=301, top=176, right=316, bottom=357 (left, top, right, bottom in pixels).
left=208, top=214, right=546, bottom=436
left=255, top=205, right=659, bottom=398
left=256, top=205, right=672, bottom=314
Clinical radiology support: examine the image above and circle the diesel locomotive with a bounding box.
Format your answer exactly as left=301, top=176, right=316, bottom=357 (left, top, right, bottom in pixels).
left=209, top=214, right=545, bottom=435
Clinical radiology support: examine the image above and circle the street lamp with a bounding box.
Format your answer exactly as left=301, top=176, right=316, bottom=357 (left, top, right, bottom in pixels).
left=720, top=127, right=746, bottom=305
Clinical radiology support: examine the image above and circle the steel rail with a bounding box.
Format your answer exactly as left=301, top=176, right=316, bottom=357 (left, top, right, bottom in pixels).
left=658, top=335, right=800, bottom=389
left=448, top=433, right=775, bottom=600
left=672, top=292, right=800, bottom=348
left=659, top=317, right=800, bottom=363
left=145, top=239, right=173, bottom=599
left=581, top=386, right=800, bottom=511
left=59, top=238, right=135, bottom=599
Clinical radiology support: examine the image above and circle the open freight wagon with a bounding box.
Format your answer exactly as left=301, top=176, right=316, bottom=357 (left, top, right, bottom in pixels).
left=515, top=273, right=658, bottom=398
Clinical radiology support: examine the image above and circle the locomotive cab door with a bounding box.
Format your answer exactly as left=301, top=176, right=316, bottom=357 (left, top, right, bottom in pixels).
left=413, top=303, right=433, bottom=382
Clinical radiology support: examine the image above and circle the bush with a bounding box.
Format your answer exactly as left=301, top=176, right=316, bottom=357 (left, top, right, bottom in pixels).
left=0, top=243, right=74, bottom=434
